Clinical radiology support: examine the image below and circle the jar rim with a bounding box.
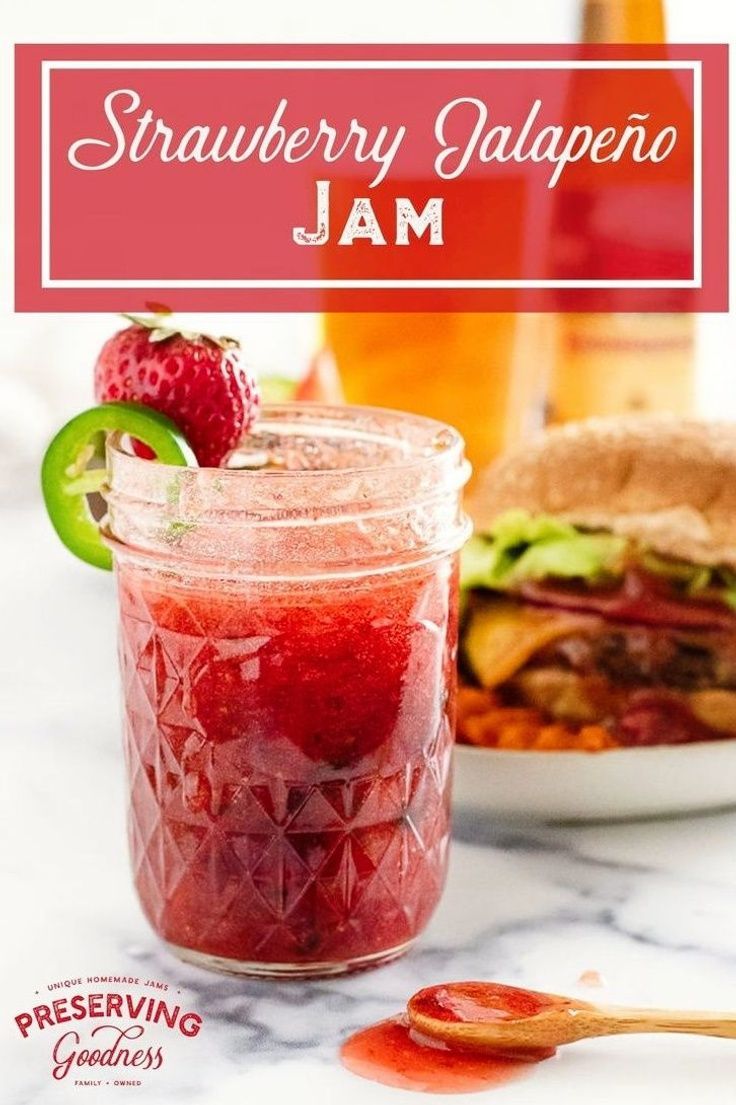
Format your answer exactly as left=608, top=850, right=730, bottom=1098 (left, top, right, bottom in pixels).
left=105, top=402, right=470, bottom=576
left=108, top=402, right=466, bottom=480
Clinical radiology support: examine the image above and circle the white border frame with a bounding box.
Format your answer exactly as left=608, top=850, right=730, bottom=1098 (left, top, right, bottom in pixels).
left=40, top=59, right=703, bottom=290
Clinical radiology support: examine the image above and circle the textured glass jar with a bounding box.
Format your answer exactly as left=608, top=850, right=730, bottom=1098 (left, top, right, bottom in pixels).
left=106, top=404, right=470, bottom=978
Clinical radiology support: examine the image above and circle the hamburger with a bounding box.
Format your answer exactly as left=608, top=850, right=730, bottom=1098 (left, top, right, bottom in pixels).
left=458, top=417, right=736, bottom=751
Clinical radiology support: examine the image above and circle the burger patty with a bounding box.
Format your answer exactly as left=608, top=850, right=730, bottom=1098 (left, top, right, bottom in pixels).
left=532, top=625, right=736, bottom=692
left=462, top=596, right=736, bottom=743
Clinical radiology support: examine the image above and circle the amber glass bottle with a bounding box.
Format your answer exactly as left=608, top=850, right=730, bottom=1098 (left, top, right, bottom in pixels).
left=322, top=174, right=542, bottom=482
left=548, top=0, right=696, bottom=424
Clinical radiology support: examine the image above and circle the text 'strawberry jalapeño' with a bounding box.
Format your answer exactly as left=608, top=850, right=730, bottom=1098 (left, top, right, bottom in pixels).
left=106, top=404, right=470, bottom=977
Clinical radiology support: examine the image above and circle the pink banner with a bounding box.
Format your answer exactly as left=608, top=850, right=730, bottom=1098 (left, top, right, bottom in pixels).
left=15, top=44, right=728, bottom=311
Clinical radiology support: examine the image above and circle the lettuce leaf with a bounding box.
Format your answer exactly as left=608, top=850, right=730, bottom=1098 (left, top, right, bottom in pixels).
left=461, top=510, right=736, bottom=613
left=640, top=550, right=710, bottom=591
left=641, top=552, right=736, bottom=606
left=461, top=510, right=626, bottom=592
left=716, top=567, right=736, bottom=610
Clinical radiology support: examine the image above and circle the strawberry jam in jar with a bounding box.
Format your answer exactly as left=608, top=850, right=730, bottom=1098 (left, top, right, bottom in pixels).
left=106, top=405, right=469, bottom=977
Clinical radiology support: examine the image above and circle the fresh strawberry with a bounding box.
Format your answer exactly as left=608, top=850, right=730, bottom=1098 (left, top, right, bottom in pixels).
left=94, top=314, right=259, bottom=467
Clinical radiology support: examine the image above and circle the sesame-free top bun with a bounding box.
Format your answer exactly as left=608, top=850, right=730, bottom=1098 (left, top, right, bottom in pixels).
left=471, top=416, right=736, bottom=569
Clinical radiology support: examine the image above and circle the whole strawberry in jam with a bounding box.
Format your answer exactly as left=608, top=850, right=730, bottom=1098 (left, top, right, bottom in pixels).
left=94, top=314, right=259, bottom=467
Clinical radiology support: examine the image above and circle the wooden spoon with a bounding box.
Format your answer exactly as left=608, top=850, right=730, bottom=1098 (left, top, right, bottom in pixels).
left=408, top=982, right=736, bottom=1053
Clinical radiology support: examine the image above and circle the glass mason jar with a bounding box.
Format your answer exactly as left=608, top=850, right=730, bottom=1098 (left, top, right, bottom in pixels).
left=105, top=404, right=470, bottom=978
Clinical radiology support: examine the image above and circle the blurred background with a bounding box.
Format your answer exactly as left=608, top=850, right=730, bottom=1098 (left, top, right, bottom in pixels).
left=1, top=0, right=734, bottom=504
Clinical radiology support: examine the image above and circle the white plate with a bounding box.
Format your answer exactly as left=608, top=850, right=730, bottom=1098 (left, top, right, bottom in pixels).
left=453, top=740, right=736, bottom=822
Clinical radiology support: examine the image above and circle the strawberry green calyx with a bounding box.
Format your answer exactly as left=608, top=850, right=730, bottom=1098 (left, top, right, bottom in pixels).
left=120, top=312, right=239, bottom=351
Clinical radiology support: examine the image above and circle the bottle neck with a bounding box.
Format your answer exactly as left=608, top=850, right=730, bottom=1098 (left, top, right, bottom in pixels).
left=582, top=0, right=666, bottom=43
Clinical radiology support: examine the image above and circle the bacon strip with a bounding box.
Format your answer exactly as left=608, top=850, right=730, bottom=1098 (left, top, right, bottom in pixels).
left=518, top=569, right=736, bottom=631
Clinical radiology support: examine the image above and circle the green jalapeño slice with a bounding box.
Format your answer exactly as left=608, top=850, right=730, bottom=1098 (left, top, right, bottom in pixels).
left=41, top=401, right=196, bottom=570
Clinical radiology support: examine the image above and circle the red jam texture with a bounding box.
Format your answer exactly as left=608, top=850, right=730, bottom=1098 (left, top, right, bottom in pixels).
left=118, top=558, right=457, bottom=968
left=410, top=981, right=584, bottom=1025
left=341, top=1016, right=554, bottom=1095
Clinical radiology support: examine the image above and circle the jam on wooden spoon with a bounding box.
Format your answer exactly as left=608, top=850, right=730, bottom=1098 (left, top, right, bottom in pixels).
left=408, top=980, right=736, bottom=1052
left=408, top=981, right=591, bottom=1053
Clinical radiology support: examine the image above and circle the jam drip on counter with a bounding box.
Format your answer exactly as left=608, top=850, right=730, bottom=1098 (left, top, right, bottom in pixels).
left=341, top=985, right=560, bottom=1096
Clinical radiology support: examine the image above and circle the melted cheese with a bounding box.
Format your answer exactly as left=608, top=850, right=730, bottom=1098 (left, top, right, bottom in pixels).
left=688, top=690, right=736, bottom=734
left=464, top=600, right=592, bottom=688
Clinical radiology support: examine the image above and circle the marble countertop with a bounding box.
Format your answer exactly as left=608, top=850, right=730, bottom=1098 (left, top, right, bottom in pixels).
left=4, top=502, right=736, bottom=1105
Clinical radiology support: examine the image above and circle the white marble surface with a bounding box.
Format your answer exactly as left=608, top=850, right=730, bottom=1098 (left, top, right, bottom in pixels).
left=4, top=501, right=736, bottom=1104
